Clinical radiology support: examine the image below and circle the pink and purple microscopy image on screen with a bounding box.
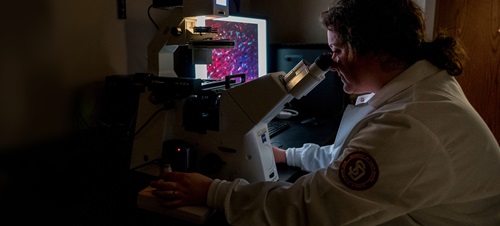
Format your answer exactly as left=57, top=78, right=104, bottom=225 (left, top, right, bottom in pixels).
left=205, top=20, right=259, bottom=81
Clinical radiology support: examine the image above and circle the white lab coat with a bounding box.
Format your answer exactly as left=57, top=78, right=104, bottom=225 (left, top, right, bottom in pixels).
left=206, top=60, right=500, bottom=225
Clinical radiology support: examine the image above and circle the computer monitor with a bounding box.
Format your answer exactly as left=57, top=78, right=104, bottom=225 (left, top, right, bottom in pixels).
left=195, top=15, right=268, bottom=82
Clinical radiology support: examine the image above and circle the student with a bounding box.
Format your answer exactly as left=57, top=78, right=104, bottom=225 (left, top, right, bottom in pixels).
left=150, top=0, right=500, bottom=225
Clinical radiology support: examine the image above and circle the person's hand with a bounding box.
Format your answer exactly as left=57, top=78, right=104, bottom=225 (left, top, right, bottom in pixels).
left=272, top=146, right=286, bottom=163
left=150, top=172, right=213, bottom=207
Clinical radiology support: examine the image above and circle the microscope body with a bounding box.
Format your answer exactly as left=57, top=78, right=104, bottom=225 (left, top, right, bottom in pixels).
left=161, top=72, right=291, bottom=182
left=159, top=55, right=331, bottom=182
left=141, top=0, right=332, bottom=182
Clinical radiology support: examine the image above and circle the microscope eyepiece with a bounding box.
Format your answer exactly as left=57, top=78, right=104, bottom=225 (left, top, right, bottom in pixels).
left=314, top=52, right=334, bottom=71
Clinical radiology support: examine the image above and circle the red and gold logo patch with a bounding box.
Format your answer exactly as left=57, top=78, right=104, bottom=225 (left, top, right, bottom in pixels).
left=339, top=151, right=379, bottom=190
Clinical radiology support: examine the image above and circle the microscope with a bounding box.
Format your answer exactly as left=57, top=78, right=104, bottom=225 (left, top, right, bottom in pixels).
left=150, top=55, right=333, bottom=183
left=135, top=1, right=333, bottom=222
left=135, top=0, right=333, bottom=183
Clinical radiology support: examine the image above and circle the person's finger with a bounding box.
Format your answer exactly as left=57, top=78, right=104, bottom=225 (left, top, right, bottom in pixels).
left=152, top=189, right=180, bottom=200
left=150, top=180, right=178, bottom=190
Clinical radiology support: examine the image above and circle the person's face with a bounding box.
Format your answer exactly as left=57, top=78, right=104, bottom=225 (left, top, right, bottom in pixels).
left=327, top=30, right=374, bottom=94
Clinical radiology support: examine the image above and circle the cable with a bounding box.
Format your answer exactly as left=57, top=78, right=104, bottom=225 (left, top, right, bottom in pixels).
left=148, top=4, right=159, bottom=30
left=276, top=109, right=299, bottom=119
left=283, top=109, right=299, bottom=116
left=134, top=107, right=166, bottom=137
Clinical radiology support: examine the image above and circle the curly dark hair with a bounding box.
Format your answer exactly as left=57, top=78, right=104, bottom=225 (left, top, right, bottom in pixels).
left=320, top=0, right=467, bottom=75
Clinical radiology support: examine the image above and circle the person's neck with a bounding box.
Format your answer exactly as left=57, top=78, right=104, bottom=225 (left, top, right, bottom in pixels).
left=363, top=58, right=407, bottom=93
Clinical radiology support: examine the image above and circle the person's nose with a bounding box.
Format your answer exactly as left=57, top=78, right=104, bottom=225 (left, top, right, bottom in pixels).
left=329, top=54, right=340, bottom=71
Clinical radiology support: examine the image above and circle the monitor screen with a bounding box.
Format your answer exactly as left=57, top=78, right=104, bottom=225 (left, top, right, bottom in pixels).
left=195, top=16, right=267, bottom=82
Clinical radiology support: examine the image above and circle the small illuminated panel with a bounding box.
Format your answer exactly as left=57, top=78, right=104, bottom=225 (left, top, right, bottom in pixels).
left=216, top=0, right=227, bottom=6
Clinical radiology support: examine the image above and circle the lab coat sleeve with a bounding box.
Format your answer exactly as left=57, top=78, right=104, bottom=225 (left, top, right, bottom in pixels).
left=206, top=113, right=455, bottom=226
left=286, top=143, right=337, bottom=172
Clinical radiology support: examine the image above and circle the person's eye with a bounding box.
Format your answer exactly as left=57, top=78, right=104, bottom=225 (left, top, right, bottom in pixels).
left=331, top=49, right=342, bottom=59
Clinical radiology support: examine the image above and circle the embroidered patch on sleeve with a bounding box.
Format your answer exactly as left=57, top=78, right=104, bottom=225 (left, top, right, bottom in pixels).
left=339, top=151, right=379, bottom=190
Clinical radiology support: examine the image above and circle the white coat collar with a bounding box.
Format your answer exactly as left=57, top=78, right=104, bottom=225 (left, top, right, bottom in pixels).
left=368, top=60, right=441, bottom=108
